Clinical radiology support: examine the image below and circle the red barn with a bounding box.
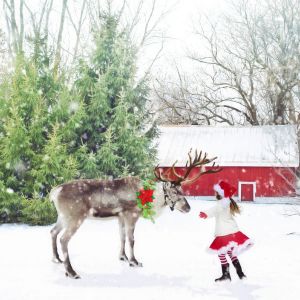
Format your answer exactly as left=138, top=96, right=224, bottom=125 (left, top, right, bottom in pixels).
left=157, top=125, right=299, bottom=201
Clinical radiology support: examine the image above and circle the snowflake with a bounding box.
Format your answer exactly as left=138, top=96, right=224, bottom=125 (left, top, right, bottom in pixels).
left=14, top=161, right=26, bottom=173
left=43, top=155, right=50, bottom=161
left=68, top=101, right=79, bottom=114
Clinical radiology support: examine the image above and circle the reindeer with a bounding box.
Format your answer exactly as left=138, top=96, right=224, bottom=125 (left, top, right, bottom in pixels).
left=49, top=149, right=221, bottom=278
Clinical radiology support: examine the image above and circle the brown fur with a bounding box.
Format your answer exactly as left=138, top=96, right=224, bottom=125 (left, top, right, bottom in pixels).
left=50, top=176, right=191, bottom=278
left=50, top=177, right=142, bottom=278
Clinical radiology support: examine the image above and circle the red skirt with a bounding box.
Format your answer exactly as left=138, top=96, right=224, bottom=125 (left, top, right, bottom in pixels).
left=209, top=231, right=253, bottom=255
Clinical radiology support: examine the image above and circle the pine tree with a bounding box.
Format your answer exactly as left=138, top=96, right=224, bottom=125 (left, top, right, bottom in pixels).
left=0, top=8, right=158, bottom=225
left=75, top=9, right=157, bottom=178
left=0, top=40, right=82, bottom=224
left=30, top=123, right=78, bottom=196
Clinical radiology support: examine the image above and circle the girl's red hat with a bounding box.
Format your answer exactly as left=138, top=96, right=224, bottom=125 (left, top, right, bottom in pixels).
left=213, top=181, right=236, bottom=198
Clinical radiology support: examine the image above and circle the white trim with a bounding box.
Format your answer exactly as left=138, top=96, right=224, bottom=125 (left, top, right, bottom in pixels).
left=213, top=183, right=224, bottom=197
left=207, top=239, right=254, bottom=256
left=238, top=181, right=256, bottom=201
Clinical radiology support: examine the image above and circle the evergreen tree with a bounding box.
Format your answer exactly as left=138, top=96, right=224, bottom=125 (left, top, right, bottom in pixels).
left=75, top=10, right=157, bottom=178
left=0, top=7, right=158, bottom=225
left=0, top=40, right=82, bottom=224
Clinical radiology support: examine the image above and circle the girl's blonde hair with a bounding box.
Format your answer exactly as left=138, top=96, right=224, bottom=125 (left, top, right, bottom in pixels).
left=229, top=198, right=241, bottom=215
left=216, top=193, right=241, bottom=215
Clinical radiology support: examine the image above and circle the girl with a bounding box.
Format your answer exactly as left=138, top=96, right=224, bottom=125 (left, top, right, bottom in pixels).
left=199, top=181, right=253, bottom=282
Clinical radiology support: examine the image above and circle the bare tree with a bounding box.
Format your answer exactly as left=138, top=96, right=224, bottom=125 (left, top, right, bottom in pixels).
left=1, top=0, right=168, bottom=82
left=3, top=0, right=57, bottom=59
left=156, top=0, right=300, bottom=127
left=23, top=0, right=54, bottom=61
left=154, top=66, right=237, bottom=125
left=0, top=29, right=7, bottom=75
left=66, top=0, right=88, bottom=62
left=0, top=29, right=5, bottom=54
left=53, top=0, right=68, bottom=77
left=44, top=0, right=54, bottom=45
left=3, top=0, right=25, bottom=55
left=86, top=0, right=167, bottom=74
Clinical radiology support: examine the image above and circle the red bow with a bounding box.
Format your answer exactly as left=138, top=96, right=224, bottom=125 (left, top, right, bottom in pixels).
left=138, top=189, right=154, bottom=205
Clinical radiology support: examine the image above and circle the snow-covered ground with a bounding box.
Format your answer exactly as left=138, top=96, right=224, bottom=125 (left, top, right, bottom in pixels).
left=1, top=200, right=300, bottom=300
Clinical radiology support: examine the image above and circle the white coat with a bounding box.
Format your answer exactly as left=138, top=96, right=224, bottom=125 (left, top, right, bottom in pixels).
left=204, top=198, right=239, bottom=236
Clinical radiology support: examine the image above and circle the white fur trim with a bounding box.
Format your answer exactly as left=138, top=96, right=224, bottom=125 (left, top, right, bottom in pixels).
left=207, top=239, right=254, bottom=256
left=213, top=184, right=224, bottom=197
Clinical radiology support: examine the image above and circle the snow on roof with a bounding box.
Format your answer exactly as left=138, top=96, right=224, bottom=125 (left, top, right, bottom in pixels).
left=156, top=125, right=299, bottom=167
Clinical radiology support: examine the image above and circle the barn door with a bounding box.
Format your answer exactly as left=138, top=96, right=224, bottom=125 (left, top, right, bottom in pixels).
left=238, top=182, right=256, bottom=201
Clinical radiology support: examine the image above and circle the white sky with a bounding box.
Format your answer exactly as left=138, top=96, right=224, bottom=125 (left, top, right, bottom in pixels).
left=156, top=0, right=226, bottom=54
left=0, top=0, right=228, bottom=77
left=136, top=0, right=227, bottom=76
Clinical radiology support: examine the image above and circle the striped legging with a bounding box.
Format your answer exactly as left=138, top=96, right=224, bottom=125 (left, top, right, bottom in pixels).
left=218, top=248, right=238, bottom=265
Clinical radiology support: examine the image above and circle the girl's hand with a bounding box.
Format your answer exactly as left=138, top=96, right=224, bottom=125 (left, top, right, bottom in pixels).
left=199, top=212, right=207, bottom=219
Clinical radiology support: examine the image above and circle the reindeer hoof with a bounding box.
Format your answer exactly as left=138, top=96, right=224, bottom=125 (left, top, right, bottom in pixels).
left=119, top=255, right=129, bottom=262
left=129, top=261, right=143, bottom=267
left=52, top=257, right=63, bottom=264
left=65, top=272, right=81, bottom=279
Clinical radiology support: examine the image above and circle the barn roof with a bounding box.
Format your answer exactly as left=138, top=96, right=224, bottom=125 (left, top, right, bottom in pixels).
left=156, top=125, right=299, bottom=167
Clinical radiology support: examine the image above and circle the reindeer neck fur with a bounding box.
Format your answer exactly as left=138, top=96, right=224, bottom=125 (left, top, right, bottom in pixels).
left=152, top=182, right=168, bottom=217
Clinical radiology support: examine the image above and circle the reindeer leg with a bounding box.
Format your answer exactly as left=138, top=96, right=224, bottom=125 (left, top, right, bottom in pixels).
left=50, top=218, right=63, bottom=263
left=125, top=214, right=142, bottom=267
left=118, top=215, right=128, bottom=262
left=60, top=219, right=83, bottom=279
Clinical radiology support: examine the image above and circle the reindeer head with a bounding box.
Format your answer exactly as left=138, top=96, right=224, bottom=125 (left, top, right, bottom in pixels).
left=154, top=149, right=222, bottom=213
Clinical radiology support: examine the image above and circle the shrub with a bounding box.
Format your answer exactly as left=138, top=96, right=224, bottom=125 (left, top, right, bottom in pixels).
left=21, top=196, right=57, bottom=225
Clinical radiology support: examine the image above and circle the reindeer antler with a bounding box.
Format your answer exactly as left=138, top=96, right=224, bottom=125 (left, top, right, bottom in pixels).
left=181, top=149, right=222, bottom=185
left=154, top=161, right=183, bottom=183
left=154, top=165, right=171, bottom=182
left=154, top=148, right=222, bottom=185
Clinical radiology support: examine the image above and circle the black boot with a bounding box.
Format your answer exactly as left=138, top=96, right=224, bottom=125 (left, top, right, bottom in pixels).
left=232, top=259, right=246, bottom=279
left=215, top=263, right=231, bottom=282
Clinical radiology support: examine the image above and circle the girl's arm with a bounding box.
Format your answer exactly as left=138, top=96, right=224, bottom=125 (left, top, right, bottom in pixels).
left=199, top=205, right=220, bottom=219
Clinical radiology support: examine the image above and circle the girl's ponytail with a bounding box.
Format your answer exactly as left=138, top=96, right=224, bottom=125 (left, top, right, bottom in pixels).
left=229, top=198, right=241, bottom=215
